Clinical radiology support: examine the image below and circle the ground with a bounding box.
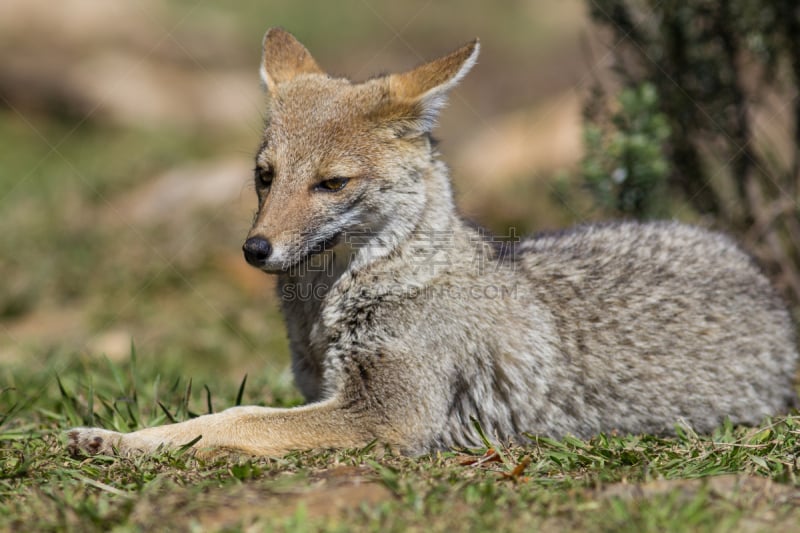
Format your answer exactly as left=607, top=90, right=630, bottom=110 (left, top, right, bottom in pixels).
left=2, top=353, right=799, bottom=531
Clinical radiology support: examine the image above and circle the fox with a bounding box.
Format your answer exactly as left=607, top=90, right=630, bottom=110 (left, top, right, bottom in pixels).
left=68, top=28, right=798, bottom=458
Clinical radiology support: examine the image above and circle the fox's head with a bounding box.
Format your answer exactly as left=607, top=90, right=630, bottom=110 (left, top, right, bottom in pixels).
left=243, top=28, right=479, bottom=274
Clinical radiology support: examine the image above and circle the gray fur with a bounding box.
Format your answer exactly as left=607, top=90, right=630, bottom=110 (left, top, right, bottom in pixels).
left=279, top=167, right=798, bottom=452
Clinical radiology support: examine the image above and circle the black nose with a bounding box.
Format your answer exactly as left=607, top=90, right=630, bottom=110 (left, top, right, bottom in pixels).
left=242, top=236, right=272, bottom=266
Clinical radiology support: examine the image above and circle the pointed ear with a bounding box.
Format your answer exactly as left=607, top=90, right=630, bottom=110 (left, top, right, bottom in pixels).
left=260, top=28, right=323, bottom=91
left=384, top=39, right=480, bottom=134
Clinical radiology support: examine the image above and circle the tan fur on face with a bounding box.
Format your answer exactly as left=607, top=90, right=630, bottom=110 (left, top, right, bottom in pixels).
left=248, top=77, right=389, bottom=268
left=247, top=37, right=478, bottom=271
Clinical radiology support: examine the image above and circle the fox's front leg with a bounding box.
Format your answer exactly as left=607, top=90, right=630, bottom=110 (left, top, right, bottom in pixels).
left=67, top=399, right=375, bottom=457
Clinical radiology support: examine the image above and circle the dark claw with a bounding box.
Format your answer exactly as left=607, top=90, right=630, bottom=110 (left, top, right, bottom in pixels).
left=89, top=436, right=103, bottom=453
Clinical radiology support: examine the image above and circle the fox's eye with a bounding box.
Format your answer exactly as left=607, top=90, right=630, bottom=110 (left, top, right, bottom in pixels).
left=316, top=177, right=350, bottom=192
left=255, top=165, right=274, bottom=188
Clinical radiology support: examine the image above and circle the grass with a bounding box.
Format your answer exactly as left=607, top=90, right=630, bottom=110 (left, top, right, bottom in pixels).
left=1, top=349, right=798, bottom=531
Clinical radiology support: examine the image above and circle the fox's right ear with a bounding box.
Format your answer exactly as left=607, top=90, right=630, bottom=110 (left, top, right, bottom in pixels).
left=380, top=39, right=480, bottom=135
left=260, top=28, right=323, bottom=92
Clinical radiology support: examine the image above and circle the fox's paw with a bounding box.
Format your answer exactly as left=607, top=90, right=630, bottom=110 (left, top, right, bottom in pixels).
left=67, top=427, right=123, bottom=456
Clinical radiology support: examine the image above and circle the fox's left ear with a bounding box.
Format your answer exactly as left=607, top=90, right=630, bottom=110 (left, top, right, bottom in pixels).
left=383, top=39, right=480, bottom=134
left=260, top=28, right=324, bottom=92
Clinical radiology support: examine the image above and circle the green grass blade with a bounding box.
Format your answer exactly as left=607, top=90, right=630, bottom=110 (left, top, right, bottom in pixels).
left=86, top=377, right=94, bottom=427
left=235, top=374, right=248, bottom=406
left=174, top=434, right=202, bottom=458
left=204, top=384, right=213, bottom=414
left=55, top=376, right=81, bottom=426
left=157, top=401, right=177, bottom=424
left=469, top=416, right=508, bottom=465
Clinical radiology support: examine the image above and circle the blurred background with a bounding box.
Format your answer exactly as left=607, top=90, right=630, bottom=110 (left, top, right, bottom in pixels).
left=1, top=0, right=798, bottom=389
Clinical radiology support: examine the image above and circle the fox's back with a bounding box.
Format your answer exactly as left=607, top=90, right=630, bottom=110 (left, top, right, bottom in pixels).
left=513, top=221, right=797, bottom=434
